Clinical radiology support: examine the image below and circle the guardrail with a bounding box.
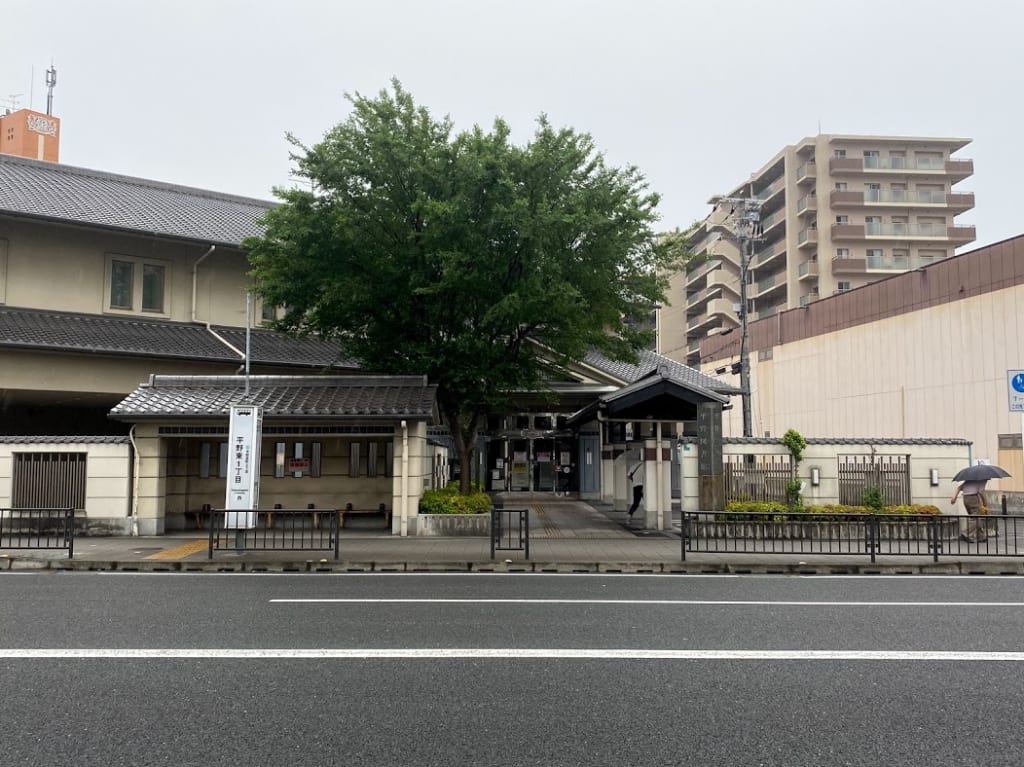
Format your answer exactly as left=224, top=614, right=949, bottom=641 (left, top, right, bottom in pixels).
left=208, top=508, right=340, bottom=560
left=0, top=507, right=75, bottom=557
left=681, top=511, right=1024, bottom=563
left=491, top=507, right=529, bottom=560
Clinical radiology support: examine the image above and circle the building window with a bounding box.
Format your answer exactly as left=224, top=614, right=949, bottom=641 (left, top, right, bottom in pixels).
left=142, top=264, right=165, bottom=312
left=836, top=281, right=851, bottom=293
left=836, top=248, right=850, bottom=258
left=110, top=260, right=134, bottom=309
left=261, top=303, right=278, bottom=323
left=833, top=149, right=846, bottom=158
left=834, top=182, right=847, bottom=191
left=105, top=254, right=170, bottom=316
left=835, top=215, right=849, bottom=224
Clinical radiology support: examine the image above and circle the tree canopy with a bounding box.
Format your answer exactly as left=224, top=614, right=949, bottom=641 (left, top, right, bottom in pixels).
left=245, top=80, right=683, bottom=490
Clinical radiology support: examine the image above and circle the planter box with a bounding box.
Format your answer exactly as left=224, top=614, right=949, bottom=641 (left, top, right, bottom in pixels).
left=689, top=517, right=958, bottom=540
left=415, top=513, right=490, bottom=537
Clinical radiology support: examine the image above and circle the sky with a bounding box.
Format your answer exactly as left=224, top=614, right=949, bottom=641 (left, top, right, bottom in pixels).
left=3, top=0, right=1019, bottom=248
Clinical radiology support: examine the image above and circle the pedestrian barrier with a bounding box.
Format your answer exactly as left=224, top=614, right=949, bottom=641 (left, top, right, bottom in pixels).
left=207, top=508, right=340, bottom=560
left=0, top=507, right=75, bottom=558
left=491, top=507, right=529, bottom=560
left=681, top=510, right=1024, bottom=563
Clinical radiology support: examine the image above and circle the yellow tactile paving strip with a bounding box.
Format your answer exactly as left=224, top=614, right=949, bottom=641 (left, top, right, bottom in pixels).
left=144, top=539, right=209, bottom=560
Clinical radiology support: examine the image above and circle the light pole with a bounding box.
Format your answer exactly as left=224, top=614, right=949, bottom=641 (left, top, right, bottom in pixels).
left=708, top=195, right=764, bottom=437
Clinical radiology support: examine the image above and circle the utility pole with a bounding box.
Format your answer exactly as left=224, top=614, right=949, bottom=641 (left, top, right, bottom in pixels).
left=708, top=194, right=764, bottom=437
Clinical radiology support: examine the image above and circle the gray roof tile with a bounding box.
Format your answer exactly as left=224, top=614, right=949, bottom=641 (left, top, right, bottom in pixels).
left=0, top=306, right=355, bottom=368
left=583, top=349, right=742, bottom=395
left=0, top=154, right=273, bottom=246
left=109, top=375, right=437, bottom=420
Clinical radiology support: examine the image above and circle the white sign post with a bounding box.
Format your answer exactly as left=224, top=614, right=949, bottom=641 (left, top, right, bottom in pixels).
left=224, top=405, right=262, bottom=531
left=1010, top=371, right=1024, bottom=484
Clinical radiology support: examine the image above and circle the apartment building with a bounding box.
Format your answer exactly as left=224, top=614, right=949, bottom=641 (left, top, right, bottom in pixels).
left=659, top=134, right=975, bottom=367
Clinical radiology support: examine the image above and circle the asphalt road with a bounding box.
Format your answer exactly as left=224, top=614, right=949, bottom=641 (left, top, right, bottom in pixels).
left=2, top=572, right=1024, bottom=766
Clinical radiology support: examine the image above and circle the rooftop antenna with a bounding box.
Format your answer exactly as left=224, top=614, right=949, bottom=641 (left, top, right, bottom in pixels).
left=45, top=64, right=57, bottom=116
left=2, top=93, right=23, bottom=115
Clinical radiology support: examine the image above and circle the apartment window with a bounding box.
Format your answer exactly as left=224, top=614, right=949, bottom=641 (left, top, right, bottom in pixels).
left=864, top=182, right=881, bottom=202
left=835, top=248, right=850, bottom=258
left=892, top=216, right=909, bottom=234
left=261, top=303, right=278, bottom=323
left=833, top=149, right=847, bottom=158
left=890, top=150, right=906, bottom=169
left=834, top=182, right=848, bottom=191
left=836, top=281, right=851, bottom=293
left=863, top=150, right=880, bottom=168
left=105, top=254, right=170, bottom=316
left=865, top=215, right=881, bottom=234
left=918, top=216, right=946, bottom=234
left=835, top=215, right=849, bottom=224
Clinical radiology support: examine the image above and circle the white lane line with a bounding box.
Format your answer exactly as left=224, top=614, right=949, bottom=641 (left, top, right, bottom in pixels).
left=269, top=598, right=1024, bottom=607
left=3, top=649, right=1024, bottom=661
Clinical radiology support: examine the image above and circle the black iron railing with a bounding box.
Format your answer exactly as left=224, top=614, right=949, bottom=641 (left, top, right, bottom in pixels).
left=0, top=507, right=75, bottom=557
left=681, top=511, right=1024, bottom=562
left=208, top=508, right=340, bottom=560
left=491, top=507, right=529, bottom=560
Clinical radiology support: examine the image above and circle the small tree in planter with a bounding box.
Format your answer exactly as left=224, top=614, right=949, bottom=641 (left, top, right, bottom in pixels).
left=781, top=428, right=808, bottom=510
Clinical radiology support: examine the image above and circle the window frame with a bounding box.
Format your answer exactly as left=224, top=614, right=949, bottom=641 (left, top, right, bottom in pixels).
left=104, top=253, right=172, bottom=317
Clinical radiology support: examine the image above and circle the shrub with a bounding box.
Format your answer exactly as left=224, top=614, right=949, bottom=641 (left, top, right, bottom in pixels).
left=862, top=485, right=884, bottom=512
left=418, top=483, right=492, bottom=515
left=724, top=501, right=942, bottom=516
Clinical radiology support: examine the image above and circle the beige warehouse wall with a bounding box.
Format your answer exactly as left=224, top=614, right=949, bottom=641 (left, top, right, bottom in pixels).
left=721, top=283, right=1023, bottom=491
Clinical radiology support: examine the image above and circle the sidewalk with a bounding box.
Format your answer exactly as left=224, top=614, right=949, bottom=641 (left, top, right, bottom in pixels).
left=3, top=499, right=1022, bottom=575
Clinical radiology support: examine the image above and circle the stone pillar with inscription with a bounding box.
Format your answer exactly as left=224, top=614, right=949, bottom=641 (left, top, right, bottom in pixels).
left=697, top=401, right=725, bottom=511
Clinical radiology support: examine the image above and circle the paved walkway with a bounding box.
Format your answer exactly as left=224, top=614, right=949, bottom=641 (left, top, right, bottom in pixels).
left=3, top=498, right=1022, bottom=575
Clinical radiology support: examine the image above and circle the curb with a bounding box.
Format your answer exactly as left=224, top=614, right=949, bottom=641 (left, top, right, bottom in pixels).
left=5, top=556, right=1024, bottom=576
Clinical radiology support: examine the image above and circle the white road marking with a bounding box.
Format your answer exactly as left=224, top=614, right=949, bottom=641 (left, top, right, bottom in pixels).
left=269, top=598, right=1024, bottom=607
left=3, top=648, right=1024, bottom=661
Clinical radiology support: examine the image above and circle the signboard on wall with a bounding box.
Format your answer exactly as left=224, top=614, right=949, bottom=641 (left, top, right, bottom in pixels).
left=1008, top=370, right=1024, bottom=412
left=224, top=406, right=262, bottom=529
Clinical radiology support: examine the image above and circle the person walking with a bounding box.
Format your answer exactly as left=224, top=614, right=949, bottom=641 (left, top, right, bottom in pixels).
left=951, top=478, right=989, bottom=542
left=627, top=459, right=644, bottom=518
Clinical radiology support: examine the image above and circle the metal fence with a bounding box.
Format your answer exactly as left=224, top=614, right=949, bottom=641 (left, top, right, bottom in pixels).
left=0, top=507, right=76, bottom=557
left=681, top=511, right=1024, bottom=562
left=724, top=455, right=793, bottom=504
left=207, top=508, right=340, bottom=559
left=491, top=507, right=529, bottom=560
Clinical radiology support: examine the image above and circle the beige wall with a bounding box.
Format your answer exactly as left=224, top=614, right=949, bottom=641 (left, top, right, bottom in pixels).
left=0, top=218, right=259, bottom=327
left=715, top=283, right=1023, bottom=492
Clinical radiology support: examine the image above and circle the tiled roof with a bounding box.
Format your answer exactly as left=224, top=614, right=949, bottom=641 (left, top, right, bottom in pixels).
left=0, top=435, right=130, bottom=444
left=0, top=154, right=273, bottom=246
left=109, top=375, right=437, bottom=420
left=0, top=306, right=355, bottom=368
left=582, top=349, right=742, bottom=395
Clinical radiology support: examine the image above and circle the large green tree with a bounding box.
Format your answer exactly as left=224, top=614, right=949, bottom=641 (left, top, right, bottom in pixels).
left=245, top=81, right=683, bottom=491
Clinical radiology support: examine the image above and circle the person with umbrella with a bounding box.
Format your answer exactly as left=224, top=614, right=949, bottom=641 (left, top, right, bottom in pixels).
left=950, top=464, right=1010, bottom=543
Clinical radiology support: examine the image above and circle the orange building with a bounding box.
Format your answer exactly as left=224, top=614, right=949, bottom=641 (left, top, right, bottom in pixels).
left=0, top=107, right=60, bottom=162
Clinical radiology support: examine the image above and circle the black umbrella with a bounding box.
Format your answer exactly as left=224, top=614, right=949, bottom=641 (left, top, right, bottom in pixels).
left=952, top=464, right=1011, bottom=482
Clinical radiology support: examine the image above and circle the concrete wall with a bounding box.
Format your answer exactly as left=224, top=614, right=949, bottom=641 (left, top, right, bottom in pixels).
left=0, top=440, right=132, bottom=533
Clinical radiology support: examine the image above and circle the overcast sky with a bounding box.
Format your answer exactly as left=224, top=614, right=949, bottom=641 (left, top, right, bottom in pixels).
left=3, top=0, right=1018, bottom=247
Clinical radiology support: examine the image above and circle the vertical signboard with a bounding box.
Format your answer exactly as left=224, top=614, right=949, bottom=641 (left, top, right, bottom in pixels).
left=224, top=406, right=262, bottom=529
left=697, top=401, right=725, bottom=511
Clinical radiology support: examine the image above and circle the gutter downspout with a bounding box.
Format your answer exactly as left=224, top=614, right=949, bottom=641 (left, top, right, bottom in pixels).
left=128, top=426, right=140, bottom=536
left=190, top=245, right=216, bottom=323
left=400, top=420, right=410, bottom=537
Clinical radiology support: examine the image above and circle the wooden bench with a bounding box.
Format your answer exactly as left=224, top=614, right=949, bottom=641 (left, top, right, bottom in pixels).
left=339, top=503, right=392, bottom=529
left=265, top=503, right=322, bottom=530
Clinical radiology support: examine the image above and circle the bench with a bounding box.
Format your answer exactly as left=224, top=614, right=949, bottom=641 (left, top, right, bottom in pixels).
left=339, top=503, right=392, bottom=529
left=191, top=503, right=213, bottom=530
left=265, top=503, right=322, bottom=530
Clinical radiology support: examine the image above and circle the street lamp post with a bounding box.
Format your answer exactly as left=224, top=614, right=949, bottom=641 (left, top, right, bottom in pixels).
left=708, top=195, right=764, bottom=438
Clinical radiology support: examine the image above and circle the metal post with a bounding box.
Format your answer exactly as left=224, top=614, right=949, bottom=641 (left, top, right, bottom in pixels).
left=739, top=236, right=752, bottom=438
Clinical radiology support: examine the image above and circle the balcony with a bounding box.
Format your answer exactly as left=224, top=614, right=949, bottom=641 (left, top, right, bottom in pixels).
left=799, top=289, right=820, bottom=307
left=946, top=158, right=974, bottom=181
left=752, top=242, right=786, bottom=270
left=829, top=157, right=864, bottom=174
left=831, top=223, right=866, bottom=240
left=832, top=255, right=867, bottom=274
left=829, top=156, right=974, bottom=178
left=796, top=194, right=817, bottom=214
left=796, top=161, right=816, bottom=185
left=685, top=259, right=722, bottom=288
left=798, top=260, right=819, bottom=280
left=755, top=179, right=785, bottom=204
left=797, top=227, right=818, bottom=248
left=760, top=211, right=787, bottom=238
left=862, top=222, right=977, bottom=242
left=706, top=268, right=739, bottom=296
left=754, top=271, right=787, bottom=300
left=862, top=190, right=976, bottom=211
left=830, top=189, right=864, bottom=207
